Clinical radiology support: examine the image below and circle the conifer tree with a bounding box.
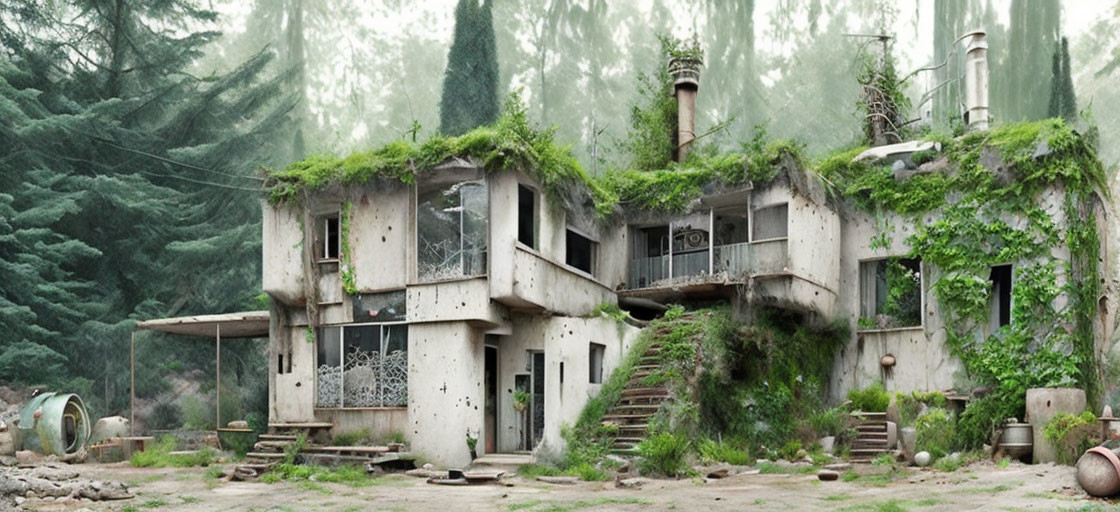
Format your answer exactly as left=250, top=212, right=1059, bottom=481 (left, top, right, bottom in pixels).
left=440, top=0, right=500, bottom=135
left=1047, top=37, right=1077, bottom=122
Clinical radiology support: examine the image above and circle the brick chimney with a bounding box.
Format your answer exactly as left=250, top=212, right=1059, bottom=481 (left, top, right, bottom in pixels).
left=668, top=42, right=703, bottom=162
left=962, top=30, right=989, bottom=131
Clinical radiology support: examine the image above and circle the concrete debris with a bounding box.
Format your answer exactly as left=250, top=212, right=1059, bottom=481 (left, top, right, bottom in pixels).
left=914, top=451, right=932, bottom=467
left=823, top=463, right=852, bottom=472
left=0, top=465, right=131, bottom=501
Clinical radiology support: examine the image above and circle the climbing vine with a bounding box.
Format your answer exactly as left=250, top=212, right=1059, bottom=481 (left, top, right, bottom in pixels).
left=339, top=200, right=356, bottom=295
left=825, top=118, right=1106, bottom=446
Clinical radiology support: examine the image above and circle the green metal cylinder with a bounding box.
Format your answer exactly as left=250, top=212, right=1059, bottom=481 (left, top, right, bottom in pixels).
left=17, top=392, right=91, bottom=455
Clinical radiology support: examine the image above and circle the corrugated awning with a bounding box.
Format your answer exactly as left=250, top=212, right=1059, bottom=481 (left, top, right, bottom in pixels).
left=135, top=310, right=269, bottom=338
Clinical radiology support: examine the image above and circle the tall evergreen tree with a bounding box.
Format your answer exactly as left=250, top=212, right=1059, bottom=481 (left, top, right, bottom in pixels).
left=1005, top=0, right=1061, bottom=121
left=440, top=0, right=500, bottom=135
left=1047, top=37, right=1077, bottom=121
left=0, top=0, right=292, bottom=415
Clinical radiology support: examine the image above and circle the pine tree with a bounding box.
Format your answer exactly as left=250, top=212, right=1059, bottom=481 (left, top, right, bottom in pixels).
left=1047, top=37, right=1078, bottom=122
left=0, top=0, right=292, bottom=413
left=440, top=0, right=500, bottom=135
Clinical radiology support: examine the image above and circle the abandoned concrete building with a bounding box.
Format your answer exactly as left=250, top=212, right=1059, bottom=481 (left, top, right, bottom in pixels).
left=258, top=33, right=1110, bottom=468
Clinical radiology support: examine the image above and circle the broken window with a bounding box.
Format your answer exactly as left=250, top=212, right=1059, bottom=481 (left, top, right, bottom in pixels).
left=714, top=208, right=751, bottom=273
left=316, top=324, right=408, bottom=408
left=859, top=258, right=922, bottom=329
left=671, top=214, right=710, bottom=279
left=320, top=214, right=340, bottom=261
left=752, top=203, right=788, bottom=241
left=417, top=179, right=488, bottom=281
left=630, top=226, right=670, bottom=287
left=518, top=184, right=537, bottom=249
left=589, top=343, right=605, bottom=384
left=352, top=290, right=406, bottom=323
left=990, top=264, right=1012, bottom=330
left=566, top=228, right=597, bottom=276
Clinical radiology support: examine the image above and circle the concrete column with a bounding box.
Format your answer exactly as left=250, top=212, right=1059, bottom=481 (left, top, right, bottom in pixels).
left=963, top=30, right=989, bottom=132
left=675, top=85, right=698, bottom=161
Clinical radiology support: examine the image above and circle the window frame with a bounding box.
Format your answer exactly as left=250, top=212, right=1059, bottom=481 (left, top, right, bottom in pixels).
left=588, top=342, right=606, bottom=384
left=750, top=202, right=789, bottom=243
left=319, top=213, right=341, bottom=262
left=857, top=256, right=924, bottom=331
left=517, top=183, right=539, bottom=250
left=565, top=227, right=598, bottom=277
left=315, top=321, right=409, bottom=409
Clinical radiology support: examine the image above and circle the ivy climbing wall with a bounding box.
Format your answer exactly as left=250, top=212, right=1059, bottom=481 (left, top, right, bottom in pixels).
left=822, top=120, right=1109, bottom=437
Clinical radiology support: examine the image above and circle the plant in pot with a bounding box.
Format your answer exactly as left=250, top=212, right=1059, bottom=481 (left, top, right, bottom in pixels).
left=466, top=431, right=478, bottom=460
left=513, top=388, right=531, bottom=450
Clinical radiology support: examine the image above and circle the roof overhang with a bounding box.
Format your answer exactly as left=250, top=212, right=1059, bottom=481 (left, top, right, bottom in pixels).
left=135, top=311, right=270, bottom=338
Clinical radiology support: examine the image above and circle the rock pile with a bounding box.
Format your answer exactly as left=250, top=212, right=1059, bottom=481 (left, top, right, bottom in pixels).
left=0, top=464, right=132, bottom=507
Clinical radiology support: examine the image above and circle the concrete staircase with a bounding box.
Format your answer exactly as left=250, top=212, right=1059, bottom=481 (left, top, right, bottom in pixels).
left=601, top=343, right=671, bottom=454
left=850, top=412, right=890, bottom=463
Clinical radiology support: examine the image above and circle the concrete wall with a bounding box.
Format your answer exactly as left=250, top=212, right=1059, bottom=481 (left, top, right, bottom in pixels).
left=262, top=201, right=305, bottom=305
left=511, top=247, right=616, bottom=316
left=494, top=316, right=640, bottom=456
left=318, top=409, right=409, bottom=440
left=407, top=321, right=485, bottom=468
left=349, top=189, right=409, bottom=293
left=407, top=278, right=508, bottom=326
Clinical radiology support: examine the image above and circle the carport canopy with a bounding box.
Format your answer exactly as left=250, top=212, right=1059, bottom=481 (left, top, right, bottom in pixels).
left=130, top=310, right=270, bottom=435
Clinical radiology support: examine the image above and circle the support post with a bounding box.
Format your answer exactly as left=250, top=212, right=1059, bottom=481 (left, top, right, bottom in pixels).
left=708, top=209, right=715, bottom=274
left=216, top=324, right=221, bottom=430
left=130, top=331, right=135, bottom=437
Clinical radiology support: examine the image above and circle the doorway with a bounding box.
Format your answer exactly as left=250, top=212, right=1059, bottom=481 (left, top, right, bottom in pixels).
left=484, top=343, right=498, bottom=454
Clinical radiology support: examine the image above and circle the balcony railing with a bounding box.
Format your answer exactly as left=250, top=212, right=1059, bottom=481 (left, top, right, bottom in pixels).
left=627, top=240, right=787, bottom=289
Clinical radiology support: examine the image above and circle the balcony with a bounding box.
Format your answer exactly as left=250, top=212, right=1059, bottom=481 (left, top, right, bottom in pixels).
left=627, top=239, right=789, bottom=292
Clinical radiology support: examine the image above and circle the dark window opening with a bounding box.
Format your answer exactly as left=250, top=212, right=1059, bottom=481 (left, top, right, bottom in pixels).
left=589, top=343, right=605, bottom=383
left=322, top=215, right=340, bottom=260
left=559, top=361, right=565, bottom=384
left=566, top=229, right=596, bottom=275
left=278, top=354, right=284, bottom=374
left=518, top=184, right=537, bottom=249
left=990, top=264, right=1012, bottom=328
left=642, top=226, right=669, bottom=257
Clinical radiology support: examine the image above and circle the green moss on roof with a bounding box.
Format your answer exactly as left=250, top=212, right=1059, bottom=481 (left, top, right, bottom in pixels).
left=264, top=109, right=1103, bottom=222
left=262, top=98, right=595, bottom=206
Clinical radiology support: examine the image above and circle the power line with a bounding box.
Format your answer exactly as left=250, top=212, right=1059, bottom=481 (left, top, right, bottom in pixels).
left=86, top=134, right=265, bottom=182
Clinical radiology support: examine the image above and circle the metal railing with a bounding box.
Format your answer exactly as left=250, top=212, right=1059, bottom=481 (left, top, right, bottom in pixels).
left=627, top=240, right=787, bottom=289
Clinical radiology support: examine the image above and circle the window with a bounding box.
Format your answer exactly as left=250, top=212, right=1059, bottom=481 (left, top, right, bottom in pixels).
left=859, top=258, right=922, bottom=329
left=566, top=229, right=597, bottom=275
left=751, top=203, right=788, bottom=241
left=417, top=179, right=488, bottom=281
left=990, top=265, right=1012, bottom=330
left=352, top=290, right=406, bottom=323
left=321, top=214, right=340, bottom=260
left=316, top=324, right=408, bottom=408
left=589, top=343, right=605, bottom=384
left=518, top=184, right=537, bottom=249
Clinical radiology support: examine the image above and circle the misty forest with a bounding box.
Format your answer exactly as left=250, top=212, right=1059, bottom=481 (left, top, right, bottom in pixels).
left=4, top=0, right=1120, bottom=509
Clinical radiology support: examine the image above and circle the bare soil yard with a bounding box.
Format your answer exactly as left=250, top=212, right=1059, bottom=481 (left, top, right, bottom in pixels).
left=8, top=460, right=1114, bottom=512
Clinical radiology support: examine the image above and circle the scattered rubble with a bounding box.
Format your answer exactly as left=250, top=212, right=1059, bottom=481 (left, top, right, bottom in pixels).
left=0, top=464, right=131, bottom=505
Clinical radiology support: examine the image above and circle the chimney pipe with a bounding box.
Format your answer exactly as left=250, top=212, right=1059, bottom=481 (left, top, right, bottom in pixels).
left=962, top=30, right=989, bottom=131
left=668, top=48, right=703, bottom=162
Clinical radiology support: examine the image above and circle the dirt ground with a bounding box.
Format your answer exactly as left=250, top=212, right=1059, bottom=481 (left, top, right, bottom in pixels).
left=9, top=460, right=1116, bottom=512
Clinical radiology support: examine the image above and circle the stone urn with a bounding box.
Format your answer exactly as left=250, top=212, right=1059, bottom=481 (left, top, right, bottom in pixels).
left=999, top=419, right=1033, bottom=461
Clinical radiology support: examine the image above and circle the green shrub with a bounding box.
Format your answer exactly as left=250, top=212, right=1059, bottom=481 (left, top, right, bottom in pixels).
left=130, top=436, right=219, bottom=468
left=379, top=431, right=407, bottom=445
left=915, top=408, right=956, bottom=460
left=1043, top=411, right=1098, bottom=465
left=264, top=463, right=371, bottom=487
left=696, top=438, right=753, bottom=466
left=637, top=432, right=690, bottom=476
left=778, top=440, right=803, bottom=461
left=895, top=391, right=947, bottom=428
left=809, top=406, right=847, bottom=437
left=957, top=394, right=1018, bottom=450
left=847, top=384, right=890, bottom=413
